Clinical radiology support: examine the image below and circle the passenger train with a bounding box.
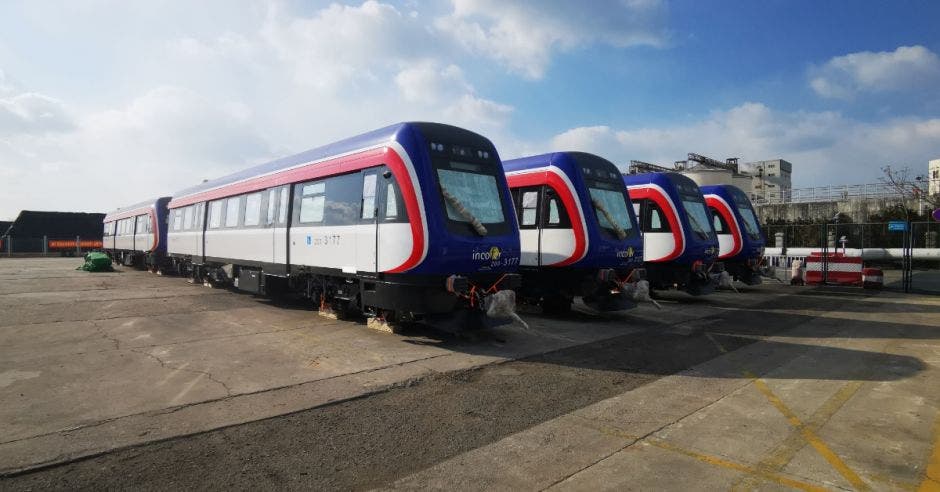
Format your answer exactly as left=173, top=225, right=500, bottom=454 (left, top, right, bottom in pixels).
left=623, top=172, right=721, bottom=295
left=503, top=152, right=645, bottom=312
left=163, top=122, right=521, bottom=329
left=700, top=184, right=765, bottom=285
left=102, top=197, right=171, bottom=269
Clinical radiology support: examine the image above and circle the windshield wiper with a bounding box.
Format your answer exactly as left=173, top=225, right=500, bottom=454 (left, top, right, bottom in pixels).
left=591, top=197, right=627, bottom=240
left=441, top=186, right=488, bottom=236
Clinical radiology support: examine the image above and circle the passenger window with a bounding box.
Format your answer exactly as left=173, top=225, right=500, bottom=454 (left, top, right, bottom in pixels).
left=183, top=207, right=194, bottom=230
left=266, top=189, right=277, bottom=225
left=361, top=173, right=377, bottom=220
left=209, top=201, right=223, bottom=229
left=521, top=191, right=538, bottom=226
left=278, top=187, right=289, bottom=225
left=244, top=192, right=262, bottom=226
left=300, top=182, right=326, bottom=224
left=225, top=197, right=240, bottom=227
left=173, top=210, right=182, bottom=231
left=385, top=183, right=398, bottom=219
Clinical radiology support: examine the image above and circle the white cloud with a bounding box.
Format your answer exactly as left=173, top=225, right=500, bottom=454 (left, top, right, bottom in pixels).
left=435, top=0, right=668, bottom=79
left=550, top=102, right=940, bottom=187
left=0, top=71, right=72, bottom=135
left=810, top=45, right=940, bottom=99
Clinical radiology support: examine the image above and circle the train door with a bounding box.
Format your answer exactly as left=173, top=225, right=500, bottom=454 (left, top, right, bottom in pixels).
left=538, top=186, right=573, bottom=266
left=711, top=208, right=733, bottom=258
left=268, top=185, right=290, bottom=273
left=513, top=186, right=541, bottom=266
left=376, top=169, right=411, bottom=272
left=640, top=199, right=673, bottom=262
left=355, top=170, right=379, bottom=275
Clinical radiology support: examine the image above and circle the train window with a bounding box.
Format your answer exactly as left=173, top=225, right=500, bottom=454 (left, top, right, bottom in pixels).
left=712, top=211, right=728, bottom=233
left=277, top=187, right=289, bottom=225
left=173, top=210, right=182, bottom=231
left=324, top=173, right=361, bottom=225
left=541, top=189, right=571, bottom=228
left=361, top=173, right=377, bottom=220
left=646, top=202, right=670, bottom=232
left=266, top=189, right=277, bottom=225
left=299, top=182, right=326, bottom=223
left=225, top=197, right=240, bottom=227
left=385, top=183, right=398, bottom=218
left=244, top=193, right=262, bottom=226
left=208, top=201, right=223, bottom=229
left=183, top=207, right=194, bottom=230
left=547, top=199, right=560, bottom=224
left=520, top=191, right=538, bottom=226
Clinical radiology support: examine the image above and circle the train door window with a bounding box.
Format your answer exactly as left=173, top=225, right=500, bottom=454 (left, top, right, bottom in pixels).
left=225, top=197, right=240, bottom=228
left=299, top=182, right=326, bottom=224
left=361, top=173, right=377, bottom=220
left=277, top=187, right=289, bottom=225
left=542, top=188, right=571, bottom=228
left=208, top=201, right=223, bottom=229
left=381, top=174, right=407, bottom=222
left=244, top=192, right=262, bottom=227
left=712, top=210, right=728, bottom=233
left=183, top=206, right=194, bottom=230
left=646, top=202, right=670, bottom=232
left=196, top=202, right=205, bottom=230
left=172, top=210, right=182, bottom=231
left=266, top=189, right=277, bottom=226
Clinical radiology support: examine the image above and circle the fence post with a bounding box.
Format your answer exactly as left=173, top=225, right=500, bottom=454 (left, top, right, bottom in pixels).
left=76, top=235, right=81, bottom=256
left=43, top=235, right=48, bottom=256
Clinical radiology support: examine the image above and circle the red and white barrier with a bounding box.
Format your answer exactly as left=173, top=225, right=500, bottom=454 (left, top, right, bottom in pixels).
left=862, top=268, right=884, bottom=290
left=804, top=252, right=863, bottom=286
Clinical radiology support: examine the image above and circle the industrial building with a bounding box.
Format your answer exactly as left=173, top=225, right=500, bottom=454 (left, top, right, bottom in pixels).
left=742, top=159, right=793, bottom=203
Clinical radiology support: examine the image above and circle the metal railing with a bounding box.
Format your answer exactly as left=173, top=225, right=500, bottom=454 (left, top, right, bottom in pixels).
left=1, top=236, right=102, bottom=257
left=753, top=183, right=911, bottom=204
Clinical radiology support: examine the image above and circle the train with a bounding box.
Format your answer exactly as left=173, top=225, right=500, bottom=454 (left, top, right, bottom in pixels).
left=160, top=122, right=522, bottom=330
left=623, top=172, right=721, bottom=295
left=503, top=152, right=645, bottom=313
left=102, top=198, right=171, bottom=269
left=700, top=184, right=765, bottom=285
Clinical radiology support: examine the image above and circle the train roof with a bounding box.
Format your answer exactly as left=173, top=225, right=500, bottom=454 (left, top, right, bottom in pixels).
left=170, top=122, right=488, bottom=202
left=104, top=197, right=172, bottom=222
left=3, top=210, right=106, bottom=238
left=623, top=171, right=699, bottom=188
left=502, top=151, right=620, bottom=177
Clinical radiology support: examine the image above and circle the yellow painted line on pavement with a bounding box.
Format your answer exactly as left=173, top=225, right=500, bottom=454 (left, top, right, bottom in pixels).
left=919, top=409, right=940, bottom=492
left=567, top=417, right=827, bottom=492
left=732, top=380, right=864, bottom=491
left=750, top=376, right=869, bottom=491
left=704, top=331, right=869, bottom=490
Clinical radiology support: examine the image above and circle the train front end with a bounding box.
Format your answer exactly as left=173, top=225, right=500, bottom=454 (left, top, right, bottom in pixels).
left=701, top=184, right=765, bottom=285
left=625, top=172, right=720, bottom=296
left=390, top=123, right=522, bottom=330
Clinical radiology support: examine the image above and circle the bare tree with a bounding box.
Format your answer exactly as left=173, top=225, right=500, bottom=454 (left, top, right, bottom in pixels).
left=880, top=165, right=940, bottom=213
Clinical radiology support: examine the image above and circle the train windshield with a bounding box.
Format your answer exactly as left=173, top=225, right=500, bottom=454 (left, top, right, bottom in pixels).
left=728, top=187, right=762, bottom=240
left=435, top=160, right=508, bottom=236
left=587, top=183, right=635, bottom=240
left=669, top=176, right=715, bottom=240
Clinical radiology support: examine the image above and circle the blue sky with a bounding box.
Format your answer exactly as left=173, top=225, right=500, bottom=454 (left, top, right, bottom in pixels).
left=1, top=0, right=939, bottom=219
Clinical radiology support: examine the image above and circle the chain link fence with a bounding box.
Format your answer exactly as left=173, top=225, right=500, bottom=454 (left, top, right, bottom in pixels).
left=762, top=221, right=940, bottom=294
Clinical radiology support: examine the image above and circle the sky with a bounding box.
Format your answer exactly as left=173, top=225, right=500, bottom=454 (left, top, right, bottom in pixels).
left=1, top=0, right=939, bottom=219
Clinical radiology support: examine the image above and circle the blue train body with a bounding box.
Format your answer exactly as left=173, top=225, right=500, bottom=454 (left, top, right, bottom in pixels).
left=503, top=152, right=645, bottom=312
left=700, top=184, right=765, bottom=285
left=163, top=122, right=521, bottom=329
left=623, top=172, right=720, bottom=295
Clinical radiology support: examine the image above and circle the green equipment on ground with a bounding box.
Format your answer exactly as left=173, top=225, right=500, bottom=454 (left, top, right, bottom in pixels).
left=77, top=252, right=114, bottom=272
